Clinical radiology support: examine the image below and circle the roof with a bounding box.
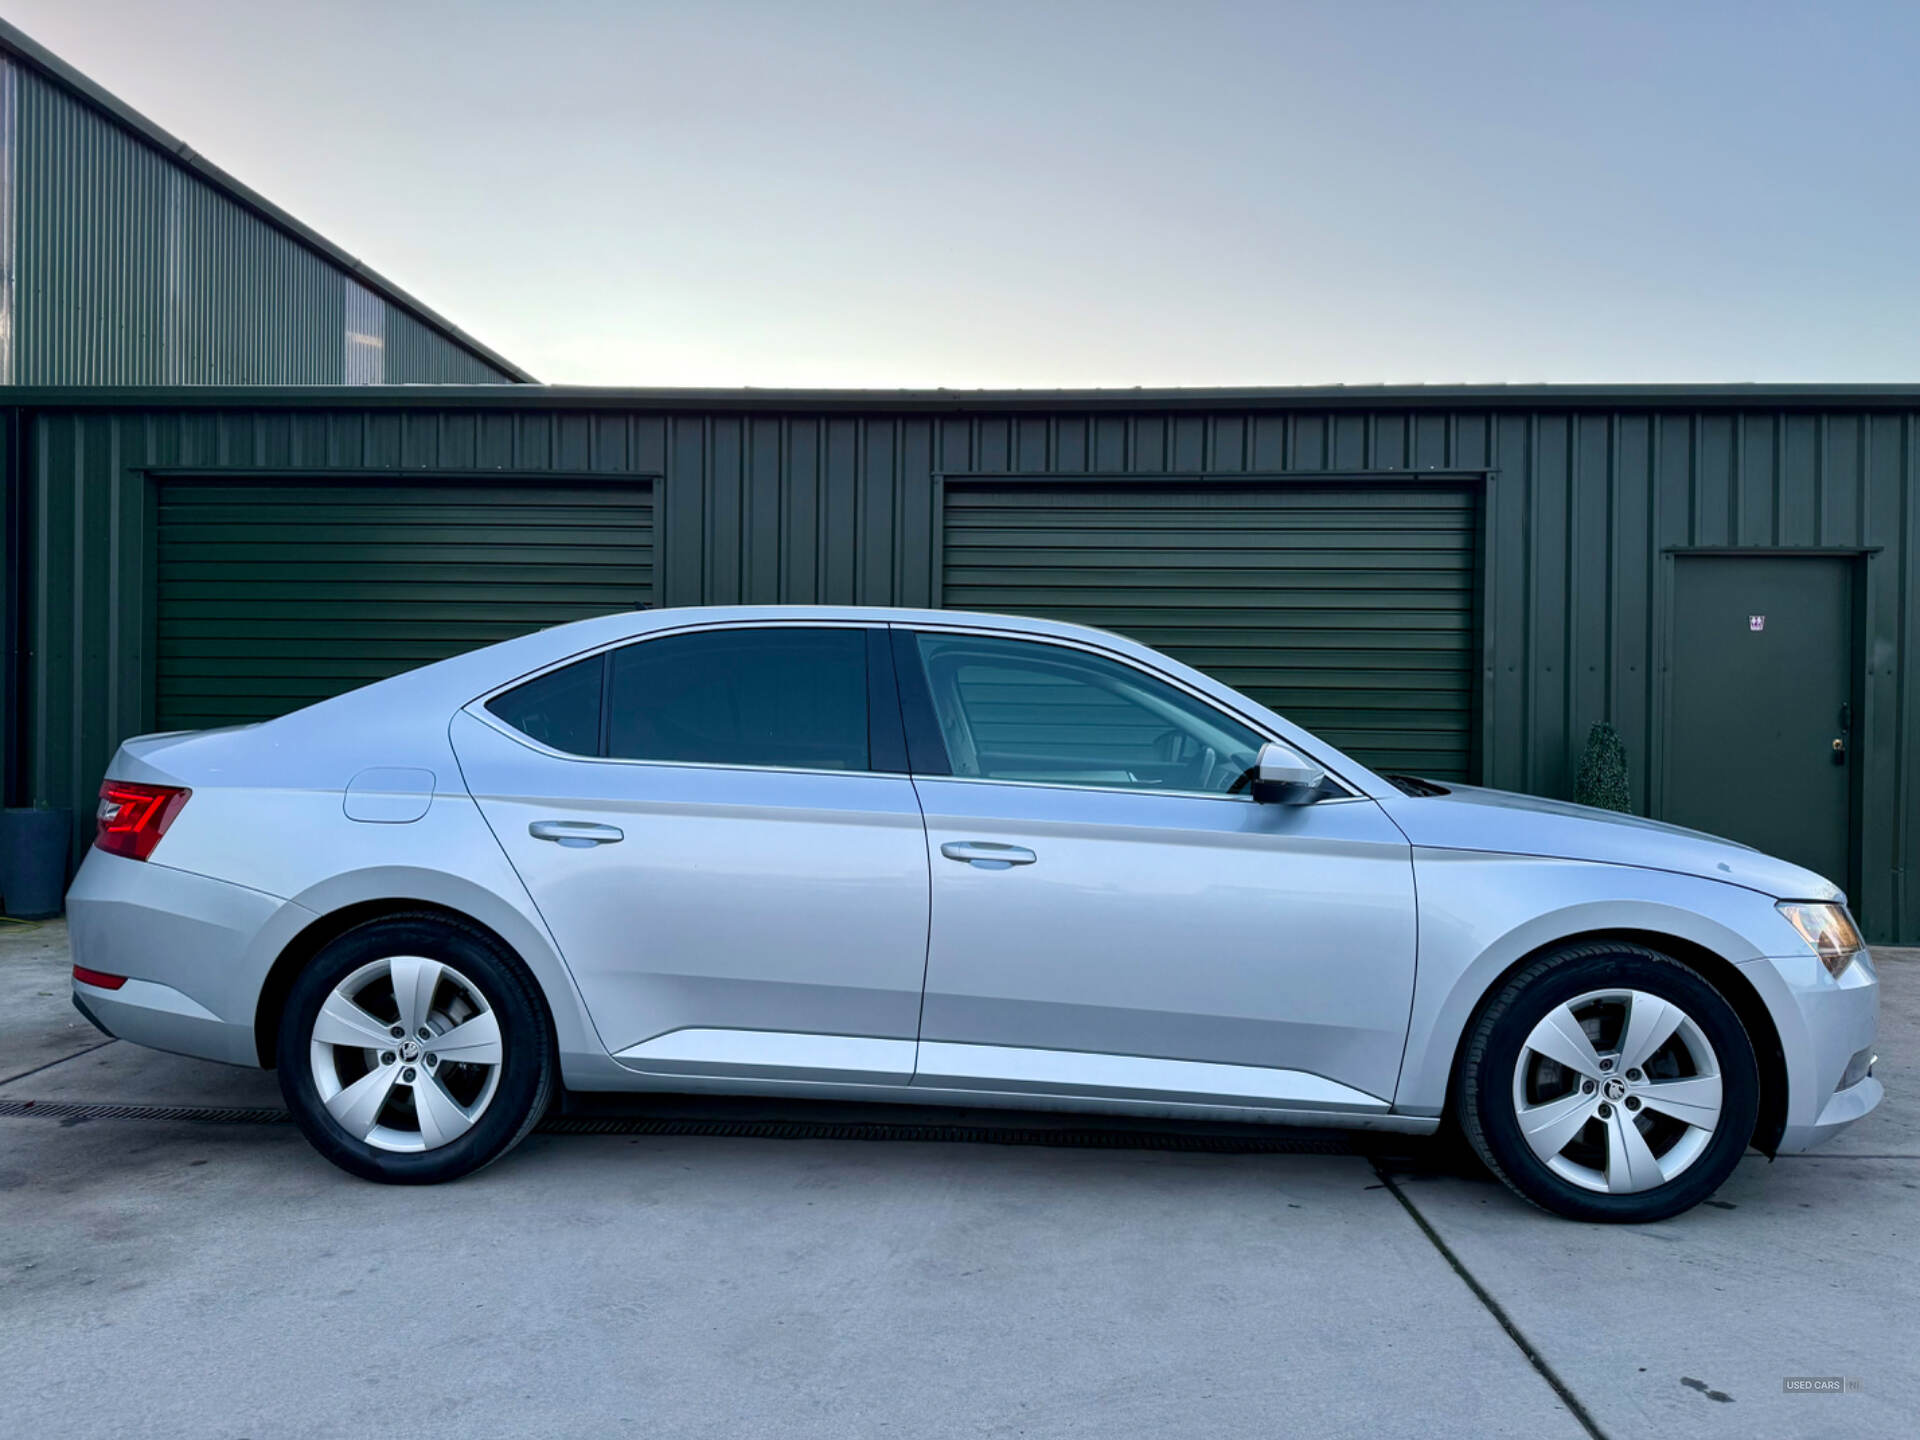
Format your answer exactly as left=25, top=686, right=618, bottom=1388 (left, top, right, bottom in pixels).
left=7, top=382, right=1920, bottom=413
left=0, top=17, right=535, bottom=383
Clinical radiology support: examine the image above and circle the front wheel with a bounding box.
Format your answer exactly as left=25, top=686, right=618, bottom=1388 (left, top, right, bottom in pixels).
left=1456, top=942, right=1759, bottom=1222
left=278, top=915, right=554, bottom=1184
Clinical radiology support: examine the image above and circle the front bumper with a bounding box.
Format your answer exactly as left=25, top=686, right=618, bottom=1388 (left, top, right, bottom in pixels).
left=65, top=848, right=311, bottom=1068
left=1738, top=948, right=1883, bottom=1153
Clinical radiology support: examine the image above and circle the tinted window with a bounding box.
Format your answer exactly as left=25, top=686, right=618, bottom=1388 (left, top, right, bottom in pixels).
left=486, top=655, right=603, bottom=755
left=912, top=633, right=1263, bottom=793
left=607, top=628, right=869, bottom=771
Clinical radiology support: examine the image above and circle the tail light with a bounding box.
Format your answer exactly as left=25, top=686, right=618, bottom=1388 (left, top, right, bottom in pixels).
left=95, top=781, right=191, bottom=860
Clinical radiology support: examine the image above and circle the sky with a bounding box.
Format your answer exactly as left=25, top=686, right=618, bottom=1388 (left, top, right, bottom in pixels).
left=8, top=0, right=1920, bottom=387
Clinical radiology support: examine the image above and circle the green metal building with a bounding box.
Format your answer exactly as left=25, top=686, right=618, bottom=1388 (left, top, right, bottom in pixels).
left=0, top=19, right=529, bottom=386
left=2, top=384, right=1918, bottom=942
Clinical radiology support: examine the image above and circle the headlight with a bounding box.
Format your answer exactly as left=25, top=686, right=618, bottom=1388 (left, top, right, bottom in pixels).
left=1777, top=901, right=1866, bottom=977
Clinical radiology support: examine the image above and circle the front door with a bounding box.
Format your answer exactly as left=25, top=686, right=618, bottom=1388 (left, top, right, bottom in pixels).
left=1666, top=556, right=1854, bottom=887
left=898, top=627, right=1418, bottom=1112
left=452, top=624, right=931, bottom=1085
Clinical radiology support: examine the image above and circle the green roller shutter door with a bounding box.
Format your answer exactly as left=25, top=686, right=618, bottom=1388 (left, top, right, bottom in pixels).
left=940, top=483, right=1479, bottom=781
left=156, top=480, right=654, bottom=730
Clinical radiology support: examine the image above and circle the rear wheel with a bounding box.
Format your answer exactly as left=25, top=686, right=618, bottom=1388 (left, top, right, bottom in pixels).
left=278, top=915, right=554, bottom=1184
left=1456, top=942, right=1759, bottom=1222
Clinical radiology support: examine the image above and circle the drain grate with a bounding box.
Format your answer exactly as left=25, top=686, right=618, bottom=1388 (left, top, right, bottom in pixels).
left=0, top=1097, right=1361, bottom=1155
left=0, top=1099, right=291, bottom=1125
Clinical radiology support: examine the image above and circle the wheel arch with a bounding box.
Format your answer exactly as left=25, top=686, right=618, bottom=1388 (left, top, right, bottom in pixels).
left=254, top=895, right=578, bottom=1071
left=1440, top=927, right=1789, bottom=1157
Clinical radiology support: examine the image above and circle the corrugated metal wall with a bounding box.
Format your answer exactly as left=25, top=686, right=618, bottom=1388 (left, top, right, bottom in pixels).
left=384, top=307, right=517, bottom=385
left=3, top=66, right=513, bottom=385
left=940, top=482, right=1482, bottom=780
left=8, top=400, right=1919, bottom=940
left=343, top=281, right=385, bottom=385
left=155, top=479, right=655, bottom=727
left=0, top=58, right=16, bottom=386
left=165, top=153, right=339, bottom=385
left=14, top=65, right=169, bottom=383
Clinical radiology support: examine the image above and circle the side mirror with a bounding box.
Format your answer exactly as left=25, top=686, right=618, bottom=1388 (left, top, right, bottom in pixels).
left=1252, top=740, right=1328, bottom=805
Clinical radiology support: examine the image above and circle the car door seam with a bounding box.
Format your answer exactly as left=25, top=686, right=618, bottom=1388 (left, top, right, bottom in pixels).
left=445, top=710, right=620, bottom=1061
left=906, top=772, right=934, bottom=1084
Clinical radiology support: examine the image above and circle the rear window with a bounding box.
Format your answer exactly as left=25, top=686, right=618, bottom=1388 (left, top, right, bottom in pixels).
left=485, top=628, right=873, bottom=771
left=486, top=655, right=603, bottom=756
left=606, top=628, right=869, bottom=771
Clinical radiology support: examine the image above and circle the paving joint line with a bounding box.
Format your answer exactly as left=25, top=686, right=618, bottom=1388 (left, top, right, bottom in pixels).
left=1371, top=1160, right=1609, bottom=1440
left=0, top=1039, right=117, bottom=1089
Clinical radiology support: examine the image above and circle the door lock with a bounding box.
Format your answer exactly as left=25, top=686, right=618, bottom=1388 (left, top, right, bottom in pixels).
left=1832, top=736, right=1847, bottom=766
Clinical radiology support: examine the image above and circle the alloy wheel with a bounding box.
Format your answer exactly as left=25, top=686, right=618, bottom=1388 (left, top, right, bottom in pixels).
left=1509, top=987, right=1724, bottom=1194
left=307, top=954, right=504, bottom=1153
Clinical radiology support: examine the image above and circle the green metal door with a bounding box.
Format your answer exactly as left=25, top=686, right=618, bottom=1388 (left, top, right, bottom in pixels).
left=940, top=482, right=1479, bottom=780
left=155, top=479, right=654, bottom=729
left=1665, top=555, right=1854, bottom=887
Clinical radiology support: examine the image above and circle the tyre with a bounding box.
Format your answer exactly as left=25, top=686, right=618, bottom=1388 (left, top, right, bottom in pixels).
left=277, top=914, right=555, bottom=1184
left=1455, top=942, right=1759, bottom=1222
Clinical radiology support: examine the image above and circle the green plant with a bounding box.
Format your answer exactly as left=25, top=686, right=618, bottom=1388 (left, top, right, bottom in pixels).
left=1573, top=721, right=1633, bottom=813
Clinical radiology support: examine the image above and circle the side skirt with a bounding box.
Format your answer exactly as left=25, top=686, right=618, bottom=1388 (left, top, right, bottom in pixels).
left=585, top=1030, right=1436, bottom=1134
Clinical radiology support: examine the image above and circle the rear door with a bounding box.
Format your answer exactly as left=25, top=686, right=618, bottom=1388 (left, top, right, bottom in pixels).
left=452, top=623, right=931, bottom=1084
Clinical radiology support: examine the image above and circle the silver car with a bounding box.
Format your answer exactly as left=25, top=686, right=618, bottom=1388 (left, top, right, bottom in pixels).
left=66, top=606, right=1881, bottom=1221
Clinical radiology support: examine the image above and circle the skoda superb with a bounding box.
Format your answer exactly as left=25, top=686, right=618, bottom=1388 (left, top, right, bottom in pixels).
left=67, top=606, right=1881, bottom=1221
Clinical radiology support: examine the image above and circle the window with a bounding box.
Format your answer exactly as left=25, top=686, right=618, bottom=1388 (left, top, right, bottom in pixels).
left=607, top=627, right=870, bottom=771
left=486, top=655, right=603, bottom=756
left=910, top=633, right=1264, bottom=794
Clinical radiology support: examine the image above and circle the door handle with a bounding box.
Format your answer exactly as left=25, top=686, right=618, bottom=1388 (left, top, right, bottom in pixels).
left=940, top=840, right=1037, bottom=869
left=529, top=820, right=624, bottom=848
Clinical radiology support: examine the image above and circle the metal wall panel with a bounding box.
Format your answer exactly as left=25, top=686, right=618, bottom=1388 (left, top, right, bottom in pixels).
left=7, top=66, right=514, bottom=385
left=15, top=67, right=169, bottom=384
left=0, top=57, right=15, bottom=386
left=940, top=482, right=1480, bottom=779
left=343, top=280, right=385, bottom=385
left=10, top=399, right=1920, bottom=940
left=169, top=144, right=340, bottom=384
left=157, top=479, right=653, bottom=727
left=384, top=306, right=518, bottom=384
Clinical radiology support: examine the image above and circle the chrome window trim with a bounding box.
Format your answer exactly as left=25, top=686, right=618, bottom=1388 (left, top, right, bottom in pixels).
left=465, top=613, right=1365, bottom=802
left=471, top=703, right=1364, bottom=805
left=470, top=616, right=880, bottom=711
left=906, top=770, right=1370, bottom=807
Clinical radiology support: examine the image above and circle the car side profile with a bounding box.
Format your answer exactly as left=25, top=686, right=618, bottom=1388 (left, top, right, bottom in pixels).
left=66, top=606, right=1881, bottom=1221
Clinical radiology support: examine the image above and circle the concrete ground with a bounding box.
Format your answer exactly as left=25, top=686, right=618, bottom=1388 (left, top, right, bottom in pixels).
left=1, top=918, right=1912, bottom=1440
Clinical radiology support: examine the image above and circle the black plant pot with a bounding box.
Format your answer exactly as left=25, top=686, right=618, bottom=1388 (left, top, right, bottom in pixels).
left=0, top=808, right=74, bottom=919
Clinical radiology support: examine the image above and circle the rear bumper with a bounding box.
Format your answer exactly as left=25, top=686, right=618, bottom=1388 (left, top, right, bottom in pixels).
left=65, top=848, right=312, bottom=1068
left=1738, top=949, right=1882, bottom=1153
